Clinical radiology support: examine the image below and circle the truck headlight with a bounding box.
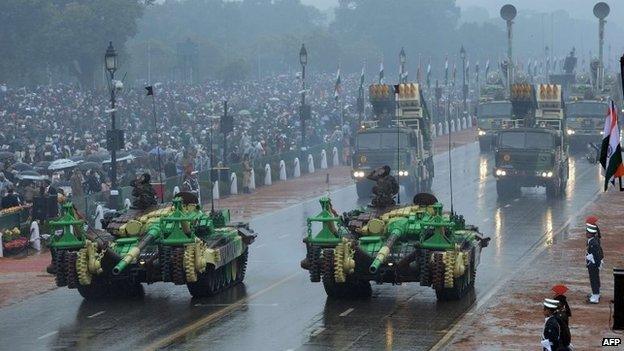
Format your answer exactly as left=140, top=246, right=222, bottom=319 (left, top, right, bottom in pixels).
left=566, top=129, right=575, bottom=135
left=353, top=171, right=366, bottom=178
left=495, top=169, right=507, bottom=176
left=540, top=171, right=554, bottom=178
left=478, top=130, right=487, bottom=136
left=398, top=170, right=409, bottom=176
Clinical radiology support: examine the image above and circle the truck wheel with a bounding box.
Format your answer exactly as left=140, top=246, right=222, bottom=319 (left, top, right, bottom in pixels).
left=496, top=181, right=511, bottom=198
left=478, top=139, right=490, bottom=153
left=546, top=180, right=561, bottom=199
left=355, top=182, right=372, bottom=199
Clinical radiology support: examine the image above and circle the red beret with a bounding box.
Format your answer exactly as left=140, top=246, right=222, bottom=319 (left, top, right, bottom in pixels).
left=586, top=216, right=598, bottom=225
left=552, top=284, right=568, bottom=296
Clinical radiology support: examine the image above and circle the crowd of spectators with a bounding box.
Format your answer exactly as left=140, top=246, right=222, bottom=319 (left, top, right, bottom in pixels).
left=0, top=72, right=362, bottom=201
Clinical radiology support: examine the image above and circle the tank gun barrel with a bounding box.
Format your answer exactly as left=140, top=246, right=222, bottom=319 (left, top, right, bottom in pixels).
left=112, top=226, right=160, bottom=275
left=369, top=230, right=401, bottom=273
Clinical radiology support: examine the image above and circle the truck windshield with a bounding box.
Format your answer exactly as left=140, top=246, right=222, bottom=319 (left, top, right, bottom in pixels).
left=478, top=102, right=512, bottom=118
left=567, top=102, right=607, bottom=117
left=357, top=132, right=409, bottom=149
left=499, top=132, right=554, bottom=149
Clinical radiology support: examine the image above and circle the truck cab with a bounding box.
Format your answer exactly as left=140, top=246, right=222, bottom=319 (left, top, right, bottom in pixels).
left=565, top=99, right=607, bottom=149
left=494, top=128, right=568, bottom=198
left=477, top=101, right=513, bottom=152
left=494, top=83, right=570, bottom=199
left=353, top=83, right=434, bottom=199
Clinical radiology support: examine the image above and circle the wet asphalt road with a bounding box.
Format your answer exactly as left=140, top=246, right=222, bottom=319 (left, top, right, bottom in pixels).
left=0, top=142, right=601, bottom=351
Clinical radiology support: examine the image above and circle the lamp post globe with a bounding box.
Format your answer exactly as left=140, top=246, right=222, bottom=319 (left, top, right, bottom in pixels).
left=105, top=41, right=117, bottom=75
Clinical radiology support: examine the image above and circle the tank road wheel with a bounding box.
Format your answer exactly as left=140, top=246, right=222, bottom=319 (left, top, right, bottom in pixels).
left=187, top=267, right=216, bottom=298
left=321, top=249, right=371, bottom=299
left=435, top=251, right=475, bottom=301
left=53, top=250, right=68, bottom=287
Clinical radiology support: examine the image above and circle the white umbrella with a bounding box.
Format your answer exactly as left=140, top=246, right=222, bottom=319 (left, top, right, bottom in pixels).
left=48, top=158, right=78, bottom=171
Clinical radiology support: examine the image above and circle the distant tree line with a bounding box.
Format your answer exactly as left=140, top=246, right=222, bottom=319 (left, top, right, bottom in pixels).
left=4, top=0, right=566, bottom=87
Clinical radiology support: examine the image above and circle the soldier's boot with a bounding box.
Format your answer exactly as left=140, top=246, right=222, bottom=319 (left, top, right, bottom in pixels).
left=589, top=294, right=600, bottom=304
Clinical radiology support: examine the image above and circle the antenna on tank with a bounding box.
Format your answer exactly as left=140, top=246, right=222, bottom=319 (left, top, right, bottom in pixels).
left=394, top=84, right=401, bottom=205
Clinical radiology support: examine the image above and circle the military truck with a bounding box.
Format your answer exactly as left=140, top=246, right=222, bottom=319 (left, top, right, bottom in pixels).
left=300, top=195, right=490, bottom=301
left=477, top=72, right=511, bottom=152
left=494, top=84, right=569, bottom=198
left=352, top=83, right=434, bottom=198
left=565, top=73, right=608, bottom=150
left=47, top=194, right=255, bottom=299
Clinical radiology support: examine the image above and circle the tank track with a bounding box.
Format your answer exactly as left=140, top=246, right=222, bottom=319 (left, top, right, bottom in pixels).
left=307, top=246, right=322, bottom=282
left=321, top=248, right=371, bottom=299
left=431, top=252, right=445, bottom=290
left=159, top=246, right=172, bottom=282
left=53, top=250, right=67, bottom=287
left=418, top=249, right=430, bottom=286
left=171, top=247, right=186, bottom=285
left=186, top=253, right=247, bottom=298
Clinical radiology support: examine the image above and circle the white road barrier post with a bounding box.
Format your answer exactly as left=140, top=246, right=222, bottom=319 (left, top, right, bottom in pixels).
left=431, top=124, right=437, bottom=137
left=279, top=160, right=287, bottom=180
left=124, top=198, right=131, bottom=210
left=456, top=118, right=461, bottom=131
left=264, top=164, right=272, bottom=186
left=308, top=154, right=315, bottom=173
left=438, top=122, right=444, bottom=136
left=30, top=221, right=41, bottom=251
left=293, top=158, right=301, bottom=178
left=320, top=150, right=328, bottom=169
left=450, top=119, right=456, bottom=133
left=462, top=116, right=467, bottom=129
left=0, top=231, right=3, bottom=257
left=212, top=180, right=220, bottom=199
left=230, top=172, right=238, bottom=195
left=444, top=120, right=449, bottom=134
left=249, top=169, right=256, bottom=190
left=468, top=115, right=473, bottom=128
left=94, top=204, right=104, bottom=230
left=332, top=147, right=340, bottom=166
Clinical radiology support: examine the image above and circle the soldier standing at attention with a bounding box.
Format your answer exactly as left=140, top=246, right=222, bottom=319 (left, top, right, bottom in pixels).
left=585, top=215, right=604, bottom=304
left=541, top=298, right=564, bottom=351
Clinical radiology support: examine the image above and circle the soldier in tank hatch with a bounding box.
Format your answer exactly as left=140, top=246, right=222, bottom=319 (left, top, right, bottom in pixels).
left=366, top=165, right=398, bottom=208
left=130, top=173, right=157, bottom=210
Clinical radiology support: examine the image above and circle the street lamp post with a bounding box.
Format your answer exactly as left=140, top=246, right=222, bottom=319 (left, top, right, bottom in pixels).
left=299, top=44, right=308, bottom=150
left=399, top=47, right=406, bottom=83
left=594, top=2, right=610, bottom=92
left=460, top=45, right=467, bottom=112
left=500, top=4, right=517, bottom=94
left=105, top=42, right=121, bottom=209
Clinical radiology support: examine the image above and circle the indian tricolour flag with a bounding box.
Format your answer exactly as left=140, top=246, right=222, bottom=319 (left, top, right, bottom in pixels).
left=599, top=101, right=624, bottom=190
